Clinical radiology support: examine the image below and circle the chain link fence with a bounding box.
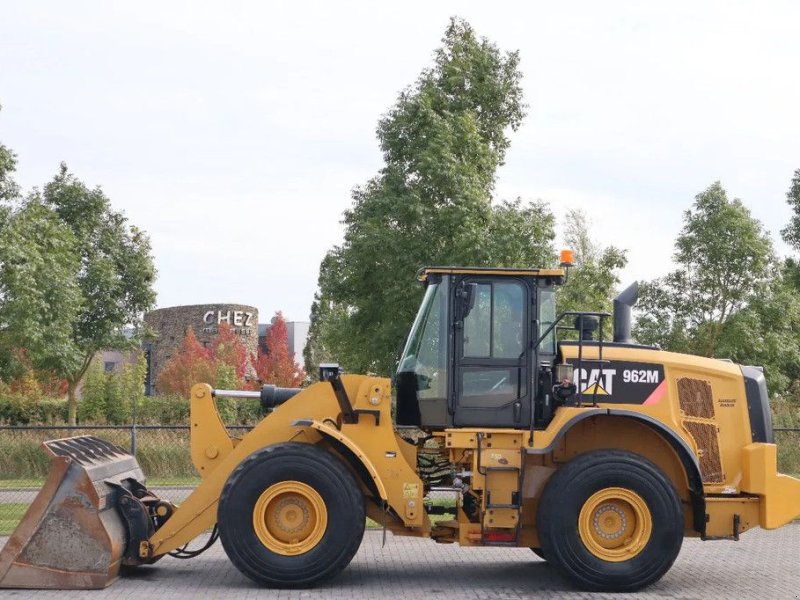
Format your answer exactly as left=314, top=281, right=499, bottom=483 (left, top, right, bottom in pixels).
left=0, top=424, right=252, bottom=535
left=0, top=425, right=799, bottom=536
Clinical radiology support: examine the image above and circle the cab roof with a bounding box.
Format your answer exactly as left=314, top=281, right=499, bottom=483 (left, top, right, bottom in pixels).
left=418, top=266, right=566, bottom=283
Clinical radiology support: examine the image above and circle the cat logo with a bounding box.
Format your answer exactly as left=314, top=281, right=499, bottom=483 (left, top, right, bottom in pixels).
left=575, top=368, right=616, bottom=396
left=568, top=359, right=666, bottom=404
left=581, top=382, right=609, bottom=395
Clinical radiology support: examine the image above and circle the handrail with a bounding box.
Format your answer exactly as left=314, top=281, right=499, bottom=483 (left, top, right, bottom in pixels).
left=534, top=310, right=611, bottom=350
left=535, top=310, right=611, bottom=408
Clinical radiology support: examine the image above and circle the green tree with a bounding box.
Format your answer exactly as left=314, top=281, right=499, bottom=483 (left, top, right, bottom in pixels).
left=78, top=353, right=148, bottom=424
left=781, top=168, right=800, bottom=250
left=0, top=164, right=156, bottom=423
left=0, top=105, right=19, bottom=204
left=307, top=18, right=554, bottom=377
left=0, top=200, right=83, bottom=383
left=77, top=361, right=109, bottom=423
left=713, top=265, right=800, bottom=398
left=635, top=182, right=773, bottom=357
left=485, top=199, right=556, bottom=268
left=781, top=169, right=800, bottom=289
left=557, top=209, right=628, bottom=316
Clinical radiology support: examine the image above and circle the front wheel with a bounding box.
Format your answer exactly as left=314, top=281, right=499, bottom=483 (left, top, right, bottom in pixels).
left=218, top=442, right=365, bottom=587
left=536, top=449, right=683, bottom=592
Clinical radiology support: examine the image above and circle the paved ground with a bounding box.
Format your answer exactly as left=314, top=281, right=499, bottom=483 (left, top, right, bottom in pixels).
left=2, top=526, right=800, bottom=599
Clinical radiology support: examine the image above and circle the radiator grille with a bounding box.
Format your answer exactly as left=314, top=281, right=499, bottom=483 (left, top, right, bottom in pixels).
left=677, top=378, right=715, bottom=419
left=682, top=421, right=723, bottom=483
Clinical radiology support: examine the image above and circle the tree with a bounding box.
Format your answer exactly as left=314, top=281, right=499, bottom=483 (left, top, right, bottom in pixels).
left=485, top=199, right=556, bottom=267
left=307, top=18, right=553, bottom=377
left=0, top=112, right=19, bottom=204
left=781, top=168, right=800, bottom=250
left=254, top=312, right=305, bottom=387
left=635, top=182, right=773, bottom=357
left=156, top=329, right=217, bottom=396
left=156, top=324, right=250, bottom=396
left=213, top=323, right=248, bottom=381
left=0, top=164, right=156, bottom=423
left=712, top=264, right=800, bottom=398
left=0, top=199, right=83, bottom=384
left=557, top=209, right=628, bottom=315
left=4, top=349, right=68, bottom=397
left=780, top=169, right=800, bottom=289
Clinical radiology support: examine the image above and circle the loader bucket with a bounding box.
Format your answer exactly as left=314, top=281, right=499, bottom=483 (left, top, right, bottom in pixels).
left=0, top=436, right=146, bottom=589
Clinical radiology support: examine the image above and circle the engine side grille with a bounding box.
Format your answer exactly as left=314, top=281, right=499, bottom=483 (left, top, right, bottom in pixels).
left=682, top=420, right=723, bottom=484
left=677, top=378, right=715, bottom=419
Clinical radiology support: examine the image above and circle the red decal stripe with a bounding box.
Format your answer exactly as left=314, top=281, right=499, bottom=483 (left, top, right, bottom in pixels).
left=642, top=380, right=666, bottom=406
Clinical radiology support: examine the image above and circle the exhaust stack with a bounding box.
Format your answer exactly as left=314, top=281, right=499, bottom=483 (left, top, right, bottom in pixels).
left=613, top=282, right=639, bottom=344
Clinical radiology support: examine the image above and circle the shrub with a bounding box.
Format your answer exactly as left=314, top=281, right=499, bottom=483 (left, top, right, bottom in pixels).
left=31, top=398, right=69, bottom=424
left=77, top=363, right=108, bottom=423
left=135, top=395, right=189, bottom=424
left=773, top=400, right=800, bottom=475
left=76, top=354, right=147, bottom=424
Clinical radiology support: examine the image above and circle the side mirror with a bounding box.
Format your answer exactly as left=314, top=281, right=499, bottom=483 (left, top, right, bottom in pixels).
left=457, top=282, right=477, bottom=321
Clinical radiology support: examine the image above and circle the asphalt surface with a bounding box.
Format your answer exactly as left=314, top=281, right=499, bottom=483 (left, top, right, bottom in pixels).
left=1, top=525, right=800, bottom=599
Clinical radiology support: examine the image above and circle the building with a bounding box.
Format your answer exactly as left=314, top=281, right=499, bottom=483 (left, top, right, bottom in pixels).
left=96, top=304, right=310, bottom=396
left=144, top=304, right=259, bottom=394
left=95, top=304, right=311, bottom=396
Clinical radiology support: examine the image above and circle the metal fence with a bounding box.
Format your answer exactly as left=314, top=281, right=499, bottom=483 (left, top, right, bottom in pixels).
left=0, top=424, right=256, bottom=536
left=0, top=425, right=799, bottom=538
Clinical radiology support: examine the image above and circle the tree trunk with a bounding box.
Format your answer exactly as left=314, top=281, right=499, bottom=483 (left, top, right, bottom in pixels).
left=67, top=380, right=78, bottom=426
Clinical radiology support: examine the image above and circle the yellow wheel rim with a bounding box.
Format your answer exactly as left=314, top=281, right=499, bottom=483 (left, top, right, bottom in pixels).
left=578, top=487, right=652, bottom=562
left=252, top=481, right=328, bottom=556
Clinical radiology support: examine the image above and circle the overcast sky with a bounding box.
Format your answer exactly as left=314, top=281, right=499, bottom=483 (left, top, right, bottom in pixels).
left=1, top=1, right=798, bottom=322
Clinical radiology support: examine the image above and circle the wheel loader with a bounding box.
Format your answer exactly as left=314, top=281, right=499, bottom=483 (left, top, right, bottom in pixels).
left=2, top=263, right=800, bottom=592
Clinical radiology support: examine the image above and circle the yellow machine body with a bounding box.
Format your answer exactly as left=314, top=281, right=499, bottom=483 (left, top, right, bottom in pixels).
left=2, top=265, right=799, bottom=591
left=149, top=343, right=800, bottom=557
left=147, top=377, right=428, bottom=557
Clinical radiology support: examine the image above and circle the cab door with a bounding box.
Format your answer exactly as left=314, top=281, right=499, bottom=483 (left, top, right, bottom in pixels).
left=453, top=277, right=531, bottom=428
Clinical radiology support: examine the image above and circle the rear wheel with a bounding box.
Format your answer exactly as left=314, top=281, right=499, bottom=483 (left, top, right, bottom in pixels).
left=536, top=450, right=683, bottom=592
left=218, top=442, right=365, bottom=587
left=530, top=547, right=547, bottom=561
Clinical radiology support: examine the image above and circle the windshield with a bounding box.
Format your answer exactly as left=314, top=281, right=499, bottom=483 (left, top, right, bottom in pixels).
left=397, top=279, right=448, bottom=400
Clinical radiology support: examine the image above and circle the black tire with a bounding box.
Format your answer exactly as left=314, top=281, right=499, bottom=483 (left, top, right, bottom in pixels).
left=536, top=450, right=683, bottom=592
left=218, top=442, right=365, bottom=587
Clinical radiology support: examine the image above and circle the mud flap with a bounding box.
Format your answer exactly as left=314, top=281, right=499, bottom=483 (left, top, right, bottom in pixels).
left=0, top=436, right=149, bottom=589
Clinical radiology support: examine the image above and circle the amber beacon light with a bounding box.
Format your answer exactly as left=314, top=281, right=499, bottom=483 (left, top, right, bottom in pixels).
left=559, top=249, right=575, bottom=267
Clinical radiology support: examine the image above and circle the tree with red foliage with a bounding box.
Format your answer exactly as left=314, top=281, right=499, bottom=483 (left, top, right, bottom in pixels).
left=156, top=324, right=251, bottom=396
left=7, top=348, right=69, bottom=397
left=253, top=312, right=305, bottom=387
left=212, top=323, right=248, bottom=381
left=155, top=329, right=216, bottom=396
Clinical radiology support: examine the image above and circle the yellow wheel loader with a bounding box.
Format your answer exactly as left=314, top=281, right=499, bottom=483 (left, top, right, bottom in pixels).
left=2, top=265, right=800, bottom=592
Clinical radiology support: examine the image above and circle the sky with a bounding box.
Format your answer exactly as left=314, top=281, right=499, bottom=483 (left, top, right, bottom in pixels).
left=1, top=1, right=799, bottom=322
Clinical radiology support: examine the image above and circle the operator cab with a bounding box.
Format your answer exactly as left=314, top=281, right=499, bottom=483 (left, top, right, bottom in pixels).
left=395, top=266, right=565, bottom=430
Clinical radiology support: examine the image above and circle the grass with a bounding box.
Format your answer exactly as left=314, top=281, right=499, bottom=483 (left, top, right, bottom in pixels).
left=0, top=477, right=201, bottom=489
left=0, top=504, right=29, bottom=535
left=0, top=428, right=195, bottom=480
